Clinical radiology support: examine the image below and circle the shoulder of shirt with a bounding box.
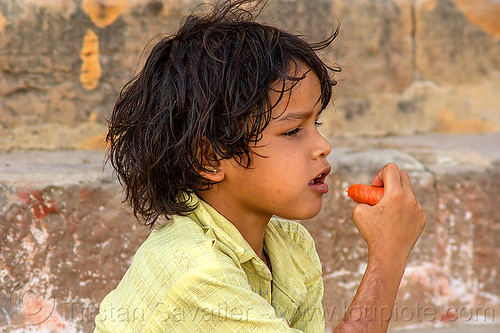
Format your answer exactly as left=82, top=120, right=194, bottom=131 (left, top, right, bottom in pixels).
left=94, top=215, right=247, bottom=332
left=130, top=214, right=238, bottom=277
left=269, top=217, right=318, bottom=259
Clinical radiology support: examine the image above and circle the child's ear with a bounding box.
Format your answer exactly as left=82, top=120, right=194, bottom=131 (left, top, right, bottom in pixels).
left=198, top=142, right=226, bottom=182
left=199, top=163, right=226, bottom=182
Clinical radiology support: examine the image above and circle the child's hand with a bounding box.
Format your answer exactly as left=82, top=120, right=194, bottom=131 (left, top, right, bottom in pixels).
left=351, top=163, right=426, bottom=263
left=335, top=163, right=426, bottom=332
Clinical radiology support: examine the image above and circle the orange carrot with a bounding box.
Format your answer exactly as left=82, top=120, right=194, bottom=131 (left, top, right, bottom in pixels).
left=347, top=184, right=384, bottom=206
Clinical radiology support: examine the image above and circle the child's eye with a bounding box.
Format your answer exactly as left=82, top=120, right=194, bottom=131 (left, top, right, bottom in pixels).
left=283, top=127, right=302, bottom=137
left=283, top=121, right=322, bottom=137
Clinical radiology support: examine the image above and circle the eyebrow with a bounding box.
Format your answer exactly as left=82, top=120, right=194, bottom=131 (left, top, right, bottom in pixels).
left=276, top=109, right=323, bottom=124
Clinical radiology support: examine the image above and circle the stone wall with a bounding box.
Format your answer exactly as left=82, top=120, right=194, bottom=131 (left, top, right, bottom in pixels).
left=1, top=0, right=499, bottom=332
left=1, top=0, right=499, bottom=151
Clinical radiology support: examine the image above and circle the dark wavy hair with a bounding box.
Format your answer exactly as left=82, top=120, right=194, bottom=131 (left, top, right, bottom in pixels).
left=106, top=0, right=340, bottom=227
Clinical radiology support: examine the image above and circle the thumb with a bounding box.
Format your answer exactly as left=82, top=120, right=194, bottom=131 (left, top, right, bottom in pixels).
left=352, top=203, right=372, bottom=228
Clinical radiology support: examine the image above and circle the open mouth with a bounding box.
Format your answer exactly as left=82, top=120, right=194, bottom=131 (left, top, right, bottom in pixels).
left=309, top=173, right=325, bottom=185
left=309, top=165, right=331, bottom=185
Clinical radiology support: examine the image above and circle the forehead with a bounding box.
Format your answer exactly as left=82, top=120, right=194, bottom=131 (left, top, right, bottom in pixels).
left=268, top=64, right=322, bottom=120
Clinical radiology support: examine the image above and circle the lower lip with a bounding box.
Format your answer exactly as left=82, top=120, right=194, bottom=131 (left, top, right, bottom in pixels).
left=309, top=182, right=329, bottom=194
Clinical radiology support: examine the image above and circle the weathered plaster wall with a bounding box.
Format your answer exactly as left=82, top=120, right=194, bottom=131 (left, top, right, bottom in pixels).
left=1, top=0, right=499, bottom=332
left=322, top=0, right=500, bottom=137
left=0, top=0, right=499, bottom=152
left=1, top=134, right=499, bottom=332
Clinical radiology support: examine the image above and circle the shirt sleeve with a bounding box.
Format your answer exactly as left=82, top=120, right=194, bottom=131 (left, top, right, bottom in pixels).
left=141, top=248, right=304, bottom=332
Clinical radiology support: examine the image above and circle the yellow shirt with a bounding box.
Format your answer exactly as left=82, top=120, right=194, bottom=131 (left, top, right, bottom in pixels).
left=94, top=194, right=325, bottom=332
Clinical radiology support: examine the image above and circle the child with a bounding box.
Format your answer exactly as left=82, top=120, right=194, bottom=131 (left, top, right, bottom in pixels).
left=94, top=0, right=426, bottom=332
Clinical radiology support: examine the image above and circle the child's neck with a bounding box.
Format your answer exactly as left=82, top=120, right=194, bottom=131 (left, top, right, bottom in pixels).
left=198, top=191, right=271, bottom=262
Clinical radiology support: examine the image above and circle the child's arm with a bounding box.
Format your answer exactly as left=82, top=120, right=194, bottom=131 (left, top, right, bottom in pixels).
left=333, top=163, right=426, bottom=332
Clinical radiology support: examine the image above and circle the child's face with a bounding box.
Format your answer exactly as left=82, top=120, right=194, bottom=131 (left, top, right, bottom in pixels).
left=218, top=63, right=332, bottom=221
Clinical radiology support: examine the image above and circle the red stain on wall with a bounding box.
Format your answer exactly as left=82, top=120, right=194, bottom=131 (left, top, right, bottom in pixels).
left=21, top=293, right=68, bottom=330
left=440, top=308, right=458, bottom=322
left=17, top=190, right=58, bottom=220
left=79, top=188, right=95, bottom=201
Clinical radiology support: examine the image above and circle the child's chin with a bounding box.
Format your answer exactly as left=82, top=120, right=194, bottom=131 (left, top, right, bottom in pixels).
left=282, top=204, right=323, bottom=221
left=307, top=202, right=325, bottom=219
left=304, top=208, right=322, bottom=220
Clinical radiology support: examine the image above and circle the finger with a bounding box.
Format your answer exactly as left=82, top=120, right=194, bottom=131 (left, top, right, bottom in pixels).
left=400, top=170, right=415, bottom=195
left=400, top=170, right=411, bottom=188
left=371, top=163, right=402, bottom=193
left=352, top=202, right=372, bottom=227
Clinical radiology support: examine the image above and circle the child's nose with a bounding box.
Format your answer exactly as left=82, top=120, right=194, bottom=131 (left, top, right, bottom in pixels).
left=313, top=132, right=331, bottom=159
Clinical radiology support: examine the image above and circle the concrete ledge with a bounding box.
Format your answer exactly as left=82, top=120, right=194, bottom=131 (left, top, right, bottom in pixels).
left=1, top=133, right=499, bottom=332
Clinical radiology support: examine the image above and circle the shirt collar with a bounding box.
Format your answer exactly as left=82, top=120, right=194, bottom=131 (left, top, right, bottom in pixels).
left=184, top=192, right=321, bottom=304
left=186, top=193, right=258, bottom=264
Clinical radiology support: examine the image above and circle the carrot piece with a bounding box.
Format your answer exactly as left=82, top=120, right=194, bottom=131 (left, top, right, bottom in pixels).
left=347, top=184, right=384, bottom=206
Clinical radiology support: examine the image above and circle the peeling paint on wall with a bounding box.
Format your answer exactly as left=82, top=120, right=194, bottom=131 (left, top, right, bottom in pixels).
left=82, top=0, right=128, bottom=28
left=78, top=113, right=107, bottom=149
left=78, top=134, right=107, bottom=150
left=422, top=0, right=437, bottom=11
left=0, top=10, right=7, bottom=33
left=453, top=0, right=500, bottom=36
left=80, top=29, right=102, bottom=91
left=436, top=109, right=495, bottom=134
left=88, top=112, right=98, bottom=122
